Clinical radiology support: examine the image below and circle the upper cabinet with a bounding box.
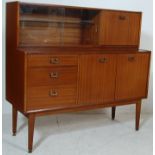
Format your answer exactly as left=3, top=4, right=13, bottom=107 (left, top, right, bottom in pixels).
left=7, top=2, right=142, bottom=48
left=98, top=10, right=142, bottom=46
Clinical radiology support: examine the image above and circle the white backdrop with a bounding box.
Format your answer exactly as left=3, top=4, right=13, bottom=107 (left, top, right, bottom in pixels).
left=2, top=0, right=153, bottom=114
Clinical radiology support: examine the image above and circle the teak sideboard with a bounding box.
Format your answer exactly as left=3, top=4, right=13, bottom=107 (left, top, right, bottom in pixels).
left=6, top=2, right=151, bottom=153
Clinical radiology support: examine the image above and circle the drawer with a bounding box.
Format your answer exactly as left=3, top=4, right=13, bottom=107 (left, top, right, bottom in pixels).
left=27, top=66, right=77, bottom=86
left=27, top=86, right=77, bottom=110
left=28, top=55, right=78, bottom=67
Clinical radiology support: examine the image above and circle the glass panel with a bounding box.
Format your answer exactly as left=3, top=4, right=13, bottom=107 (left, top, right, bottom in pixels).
left=19, top=4, right=100, bottom=47
left=19, top=4, right=64, bottom=46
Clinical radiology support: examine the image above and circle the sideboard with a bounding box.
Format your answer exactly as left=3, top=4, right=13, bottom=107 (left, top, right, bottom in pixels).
left=6, top=2, right=151, bottom=153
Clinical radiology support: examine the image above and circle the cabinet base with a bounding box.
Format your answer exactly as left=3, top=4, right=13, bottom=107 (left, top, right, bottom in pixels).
left=12, top=100, right=142, bottom=153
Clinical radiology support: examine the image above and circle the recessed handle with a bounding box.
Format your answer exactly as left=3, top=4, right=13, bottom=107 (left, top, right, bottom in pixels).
left=50, top=58, right=59, bottom=64
left=128, top=56, right=135, bottom=62
left=119, top=15, right=126, bottom=20
left=49, top=90, right=58, bottom=97
left=50, top=72, right=59, bottom=78
left=99, top=57, right=108, bottom=63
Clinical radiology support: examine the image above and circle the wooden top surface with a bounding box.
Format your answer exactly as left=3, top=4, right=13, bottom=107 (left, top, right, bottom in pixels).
left=17, top=47, right=151, bottom=55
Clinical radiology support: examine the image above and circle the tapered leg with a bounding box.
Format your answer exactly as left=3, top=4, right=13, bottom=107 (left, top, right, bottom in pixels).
left=28, top=114, right=35, bottom=153
left=112, top=107, right=116, bottom=120
left=135, top=100, right=142, bottom=131
left=12, top=106, right=18, bottom=136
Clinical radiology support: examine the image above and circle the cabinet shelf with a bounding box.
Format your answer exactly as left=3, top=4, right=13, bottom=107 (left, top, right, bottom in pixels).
left=20, top=19, right=94, bottom=25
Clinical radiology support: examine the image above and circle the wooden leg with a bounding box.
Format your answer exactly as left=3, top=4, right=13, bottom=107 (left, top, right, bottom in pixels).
left=28, top=114, right=35, bottom=153
left=112, top=106, right=116, bottom=120
left=12, top=106, right=18, bottom=136
left=135, top=100, right=142, bottom=131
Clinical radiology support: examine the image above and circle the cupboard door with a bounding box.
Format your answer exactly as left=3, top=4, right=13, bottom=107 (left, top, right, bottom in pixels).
left=78, top=54, right=116, bottom=105
left=98, top=11, right=141, bottom=46
left=115, top=53, right=150, bottom=101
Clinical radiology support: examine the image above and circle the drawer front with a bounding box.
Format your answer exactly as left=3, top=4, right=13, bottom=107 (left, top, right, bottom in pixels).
left=27, top=86, right=77, bottom=110
left=28, top=55, right=78, bottom=67
left=27, top=67, right=77, bottom=86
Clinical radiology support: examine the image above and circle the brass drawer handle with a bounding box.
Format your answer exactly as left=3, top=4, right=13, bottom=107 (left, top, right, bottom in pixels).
left=49, top=90, right=58, bottom=97
left=50, top=58, right=59, bottom=64
left=50, top=72, right=59, bottom=78
left=128, top=56, right=135, bottom=62
left=119, top=15, right=126, bottom=20
left=99, top=58, right=108, bottom=63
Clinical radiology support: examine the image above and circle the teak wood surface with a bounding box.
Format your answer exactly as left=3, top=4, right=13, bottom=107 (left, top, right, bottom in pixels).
left=6, top=2, right=151, bottom=153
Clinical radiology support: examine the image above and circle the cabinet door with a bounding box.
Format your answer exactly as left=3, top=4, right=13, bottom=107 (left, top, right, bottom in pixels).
left=78, top=54, right=116, bottom=105
left=115, top=53, right=150, bottom=101
left=98, top=11, right=141, bottom=46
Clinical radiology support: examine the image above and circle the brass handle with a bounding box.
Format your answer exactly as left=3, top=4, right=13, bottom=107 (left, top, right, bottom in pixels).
left=99, top=58, right=108, bottom=63
left=50, top=72, right=59, bottom=78
left=50, top=58, right=59, bottom=64
left=128, top=56, right=135, bottom=62
left=119, top=15, right=126, bottom=20
left=49, top=90, right=58, bottom=97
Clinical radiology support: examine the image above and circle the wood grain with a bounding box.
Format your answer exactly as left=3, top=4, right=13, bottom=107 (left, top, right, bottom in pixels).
left=6, top=2, right=28, bottom=113
left=115, top=53, right=150, bottom=100
left=78, top=54, right=116, bottom=105
left=27, top=85, right=77, bottom=110
left=28, top=55, right=78, bottom=67
left=99, top=10, right=141, bottom=46
left=27, top=66, right=77, bottom=86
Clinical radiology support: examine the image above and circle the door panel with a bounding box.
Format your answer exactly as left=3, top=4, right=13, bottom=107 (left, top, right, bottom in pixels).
left=115, top=53, right=150, bottom=100
left=99, top=11, right=141, bottom=46
left=78, top=54, right=116, bottom=105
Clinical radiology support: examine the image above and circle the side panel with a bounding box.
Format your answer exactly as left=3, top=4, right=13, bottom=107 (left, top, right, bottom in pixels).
left=6, top=2, right=26, bottom=112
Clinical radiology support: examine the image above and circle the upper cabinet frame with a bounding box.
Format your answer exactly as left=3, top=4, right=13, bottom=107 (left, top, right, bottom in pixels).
left=6, top=2, right=142, bottom=49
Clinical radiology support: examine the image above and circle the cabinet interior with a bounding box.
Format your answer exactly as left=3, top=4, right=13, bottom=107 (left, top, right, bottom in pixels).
left=19, top=4, right=100, bottom=46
